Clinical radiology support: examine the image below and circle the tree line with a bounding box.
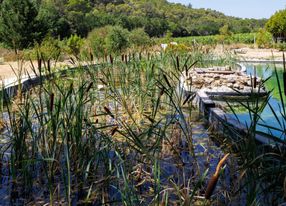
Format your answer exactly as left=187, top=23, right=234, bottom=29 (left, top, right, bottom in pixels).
left=0, top=0, right=268, bottom=51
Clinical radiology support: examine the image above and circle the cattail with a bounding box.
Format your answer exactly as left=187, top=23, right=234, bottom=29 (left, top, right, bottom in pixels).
left=89, top=51, right=94, bottom=62
left=139, top=52, right=142, bottom=60
left=69, top=83, right=74, bottom=93
left=121, top=54, right=124, bottom=62
left=160, top=88, right=165, bottom=96
left=104, top=106, right=114, bottom=118
left=187, top=60, right=198, bottom=73
left=185, top=65, right=188, bottom=76
left=85, top=82, right=93, bottom=94
left=176, top=56, right=180, bottom=70
left=253, top=66, right=257, bottom=88
left=111, top=126, right=118, bottom=136
left=144, top=115, right=155, bottom=123
left=69, top=57, right=75, bottom=65
left=125, top=54, right=128, bottom=64
left=99, top=78, right=107, bottom=85
left=205, top=153, right=230, bottom=199
left=183, top=93, right=192, bottom=105
left=163, top=74, right=172, bottom=88
left=47, top=59, right=51, bottom=74
left=109, top=55, right=113, bottom=64
left=151, top=64, right=155, bottom=73
left=50, top=93, right=54, bottom=112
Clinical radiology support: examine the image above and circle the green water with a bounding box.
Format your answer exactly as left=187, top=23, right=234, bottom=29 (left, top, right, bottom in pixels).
left=229, top=63, right=286, bottom=139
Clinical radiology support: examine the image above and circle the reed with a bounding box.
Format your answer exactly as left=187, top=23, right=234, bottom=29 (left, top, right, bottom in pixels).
left=0, top=47, right=269, bottom=205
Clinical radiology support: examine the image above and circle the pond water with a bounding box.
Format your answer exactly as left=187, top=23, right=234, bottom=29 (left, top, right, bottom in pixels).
left=227, top=63, right=286, bottom=139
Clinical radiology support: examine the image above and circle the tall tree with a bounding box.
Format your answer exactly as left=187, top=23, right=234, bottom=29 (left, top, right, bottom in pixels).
left=38, top=0, right=71, bottom=39
left=266, top=9, right=286, bottom=42
left=0, top=0, right=44, bottom=52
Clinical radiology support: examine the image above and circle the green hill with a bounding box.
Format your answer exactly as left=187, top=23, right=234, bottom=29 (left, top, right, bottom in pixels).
left=39, top=0, right=267, bottom=38
left=0, top=0, right=267, bottom=50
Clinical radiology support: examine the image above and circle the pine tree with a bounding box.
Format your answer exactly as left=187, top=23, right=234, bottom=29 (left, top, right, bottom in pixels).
left=0, top=0, right=44, bottom=52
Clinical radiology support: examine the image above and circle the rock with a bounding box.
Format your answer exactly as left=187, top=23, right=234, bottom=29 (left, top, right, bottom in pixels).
left=233, top=84, right=240, bottom=89
left=226, top=83, right=233, bottom=88
left=205, top=79, right=213, bottom=84
left=244, top=86, right=253, bottom=92
left=214, top=75, right=220, bottom=80
left=227, top=77, right=236, bottom=84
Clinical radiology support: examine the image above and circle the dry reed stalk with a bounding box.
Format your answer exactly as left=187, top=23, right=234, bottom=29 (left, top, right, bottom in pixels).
left=205, top=153, right=230, bottom=199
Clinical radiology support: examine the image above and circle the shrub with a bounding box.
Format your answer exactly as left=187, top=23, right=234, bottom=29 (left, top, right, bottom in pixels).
left=129, top=28, right=151, bottom=49
left=66, top=34, right=84, bottom=57
left=87, top=26, right=112, bottom=57
left=217, top=25, right=232, bottom=44
left=275, top=42, right=286, bottom=51
left=25, top=36, right=62, bottom=63
left=256, top=28, right=273, bottom=48
left=266, top=9, right=286, bottom=42
left=106, top=26, right=130, bottom=54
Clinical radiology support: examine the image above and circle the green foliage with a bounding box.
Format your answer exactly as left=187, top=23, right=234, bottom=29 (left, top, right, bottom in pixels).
left=35, top=36, right=62, bottom=61
left=129, top=28, right=152, bottom=49
left=0, top=0, right=269, bottom=51
left=106, top=26, right=130, bottom=54
left=0, top=0, right=44, bottom=51
left=65, top=34, right=84, bottom=57
left=87, top=26, right=130, bottom=56
left=275, top=42, right=286, bottom=51
left=256, top=28, right=273, bottom=48
left=65, top=0, right=93, bottom=37
left=266, top=9, right=286, bottom=42
left=217, top=24, right=232, bottom=44
left=229, top=33, right=256, bottom=44
left=38, top=0, right=71, bottom=39
left=87, top=26, right=112, bottom=57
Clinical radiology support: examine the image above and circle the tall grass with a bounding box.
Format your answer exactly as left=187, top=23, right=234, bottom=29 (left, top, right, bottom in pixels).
left=223, top=61, right=286, bottom=205
left=1, top=46, right=283, bottom=205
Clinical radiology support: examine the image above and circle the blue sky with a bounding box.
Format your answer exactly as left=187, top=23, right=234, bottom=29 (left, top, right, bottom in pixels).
left=167, top=0, right=286, bottom=19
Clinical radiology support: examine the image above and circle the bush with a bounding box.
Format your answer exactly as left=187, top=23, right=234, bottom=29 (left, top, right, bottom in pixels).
left=266, top=9, right=286, bottom=42
left=25, top=36, right=62, bottom=62
left=129, top=28, right=151, bottom=49
left=87, top=26, right=112, bottom=57
left=275, top=42, right=286, bottom=51
left=65, top=34, right=84, bottom=57
left=256, top=28, right=273, bottom=48
left=105, top=26, right=130, bottom=54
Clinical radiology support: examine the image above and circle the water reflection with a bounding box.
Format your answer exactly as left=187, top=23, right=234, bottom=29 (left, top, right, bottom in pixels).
left=227, top=64, right=286, bottom=139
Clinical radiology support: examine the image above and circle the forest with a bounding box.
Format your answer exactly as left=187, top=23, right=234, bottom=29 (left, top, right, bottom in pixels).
left=0, top=0, right=267, bottom=50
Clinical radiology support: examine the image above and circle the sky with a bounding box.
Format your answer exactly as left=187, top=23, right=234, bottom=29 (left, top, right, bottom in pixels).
left=167, top=0, right=286, bottom=19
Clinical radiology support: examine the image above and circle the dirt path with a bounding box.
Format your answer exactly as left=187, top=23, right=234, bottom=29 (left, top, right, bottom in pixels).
left=235, top=47, right=283, bottom=61
left=0, top=60, right=73, bottom=81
